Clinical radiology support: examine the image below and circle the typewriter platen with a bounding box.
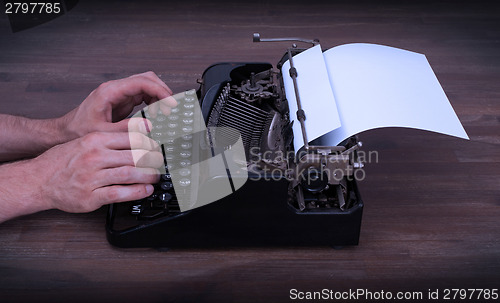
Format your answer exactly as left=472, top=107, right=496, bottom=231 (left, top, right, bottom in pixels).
left=106, top=34, right=364, bottom=248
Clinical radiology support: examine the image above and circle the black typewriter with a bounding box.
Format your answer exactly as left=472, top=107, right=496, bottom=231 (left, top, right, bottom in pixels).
left=106, top=34, right=364, bottom=248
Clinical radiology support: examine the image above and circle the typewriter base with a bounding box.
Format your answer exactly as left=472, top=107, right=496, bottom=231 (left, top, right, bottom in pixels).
left=106, top=178, right=363, bottom=248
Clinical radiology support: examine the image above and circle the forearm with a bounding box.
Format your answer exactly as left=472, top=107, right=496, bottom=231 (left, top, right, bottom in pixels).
left=0, top=159, right=51, bottom=223
left=0, top=114, right=71, bottom=162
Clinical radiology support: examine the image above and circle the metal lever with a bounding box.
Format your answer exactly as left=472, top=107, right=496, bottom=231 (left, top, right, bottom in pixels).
left=253, top=33, right=319, bottom=46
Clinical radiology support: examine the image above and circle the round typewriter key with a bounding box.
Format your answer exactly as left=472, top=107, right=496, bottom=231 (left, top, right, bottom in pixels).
left=165, top=146, right=175, bottom=153
left=161, top=173, right=171, bottom=180
left=156, top=114, right=167, bottom=122
left=164, top=138, right=175, bottom=145
left=171, top=107, right=180, bottom=114
left=185, top=96, right=195, bottom=102
left=180, top=151, right=191, bottom=158
left=165, top=154, right=175, bottom=163
left=183, top=103, right=194, bottom=109
left=185, top=90, right=196, bottom=96
left=154, top=124, right=164, bottom=130
left=179, top=160, right=191, bottom=167
left=179, top=168, right=191, bottom=177
left=167, top=122, right=178, bottom=129
left=182, top=118, right=194, bottom=125
left=167, top=114, right=179, bottom=121
left=182, top=126, right=193, bottom=133
left=179, top=178, right=191, bottom=187
left=181, top=142, right=192, bottom=149
left=159, top=192, right=172, bottom=202
left=166, top=130, right=177, bottom=137
left=183, top=111, right=194, bottom=117
left=151, top=132, right=163, bottom=139
left=182, top=134, right=193, bottom=140
left=161, top=181, right=174, bottom=190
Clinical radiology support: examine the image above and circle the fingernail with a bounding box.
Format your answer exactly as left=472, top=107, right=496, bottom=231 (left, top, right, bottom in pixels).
left=146, top=184, right=154, bottom=195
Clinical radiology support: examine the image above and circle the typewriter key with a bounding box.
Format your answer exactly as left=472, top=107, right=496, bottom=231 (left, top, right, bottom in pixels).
left=179, top=168, right=191, bottom=177
left=181, top=142, right=192, bottom=149
left=156, top=114, right=167, bottom=122
left=183, top=111, right=194, bottom=117
left=180, top=151, right=191, bottom=158
left=184, top=96, right=196, bottom=102
left=161, top=182, right=174, bottom=191
left=182, top=118, right=194, bottom=124
left=159, top=192, right=172, bottom=202
left=179, top=160, right=191, bottom=167
left=179, top=178, right=191, bottom=187
left=182, top=126, right=193, bottom=133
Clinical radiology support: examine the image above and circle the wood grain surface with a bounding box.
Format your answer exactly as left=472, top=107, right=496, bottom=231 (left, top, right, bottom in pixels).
left=1, top=1, right=499, bottom=302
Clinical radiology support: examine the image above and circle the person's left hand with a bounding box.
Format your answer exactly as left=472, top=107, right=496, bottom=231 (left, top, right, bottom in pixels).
left=60, top=71, right=177, bottom=140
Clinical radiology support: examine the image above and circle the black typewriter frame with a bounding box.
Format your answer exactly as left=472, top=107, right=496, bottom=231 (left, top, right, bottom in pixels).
left=106, top=59, right=364, bottom=248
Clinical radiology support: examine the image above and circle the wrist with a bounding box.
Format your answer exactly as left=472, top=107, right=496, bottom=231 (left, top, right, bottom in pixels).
left=0, top=159, right=52, bottom=223
left=55, top=110, right=80, bottom=143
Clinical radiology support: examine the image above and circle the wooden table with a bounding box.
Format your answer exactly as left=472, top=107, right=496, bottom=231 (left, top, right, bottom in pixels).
left=1, top=1, right=499, bottom=302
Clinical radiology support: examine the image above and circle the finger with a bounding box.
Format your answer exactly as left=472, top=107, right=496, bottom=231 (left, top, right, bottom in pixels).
left=106, top=149, right=165, bottom=168
left=113, top=76, right=172, bottom=106
left=93, top=166, right=160, bottom=188
left=98, top=132, right=159, bottom=151
left=132, top=71, right=173, bottom=95
left=145, top=101, right=160, bottom=119
left=132, top=149, right=164, bottom=168
left=102, top=118, right=153, bottom=134
left=98, top=149, right=163, bottom=169
left=93, top=184, right=155, bottom=205
left=159, top=96, right=178, bottom=116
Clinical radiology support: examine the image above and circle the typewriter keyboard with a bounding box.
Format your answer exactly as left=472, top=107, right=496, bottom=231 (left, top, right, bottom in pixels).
left=129, top=90, right=202, bottom=220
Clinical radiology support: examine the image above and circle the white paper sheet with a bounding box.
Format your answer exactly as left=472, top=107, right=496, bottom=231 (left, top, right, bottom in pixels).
left=281, top=45, right=341, bottom=153
left=282, top=43, right=469, bottom=151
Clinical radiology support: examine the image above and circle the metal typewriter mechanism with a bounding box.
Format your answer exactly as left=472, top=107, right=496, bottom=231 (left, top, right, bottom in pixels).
left=106, top=34, right=364, bottom=248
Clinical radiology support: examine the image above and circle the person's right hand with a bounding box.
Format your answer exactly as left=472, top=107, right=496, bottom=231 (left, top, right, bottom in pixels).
left=28, top=131, right=162, bottom=213
left=60, top=71, right=177, bottom=142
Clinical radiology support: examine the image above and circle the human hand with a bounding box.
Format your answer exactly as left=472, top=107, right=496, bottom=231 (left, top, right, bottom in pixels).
left=61, top=71, right=177, bottom=141
left=29, top=131, right=162, bottom=213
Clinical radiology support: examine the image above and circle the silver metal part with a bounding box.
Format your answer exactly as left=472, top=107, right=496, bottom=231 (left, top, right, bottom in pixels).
left=253, top=33, right=319, bottom=46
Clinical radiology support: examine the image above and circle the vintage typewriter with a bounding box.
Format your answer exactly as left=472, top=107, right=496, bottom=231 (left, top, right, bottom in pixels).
left=106, top=34, right=364, bottom=248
